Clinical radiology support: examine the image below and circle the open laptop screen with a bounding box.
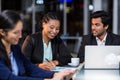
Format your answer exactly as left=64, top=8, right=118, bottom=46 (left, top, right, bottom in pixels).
left=85, top=46, right=120, bottom=69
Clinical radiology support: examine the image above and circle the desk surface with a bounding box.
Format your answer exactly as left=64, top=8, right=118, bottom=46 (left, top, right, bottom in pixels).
left=75, top=69, right=120, bottom=80
left=53, top=66, right=120, bottom=80
left=53, top=63, right=120, bottom=80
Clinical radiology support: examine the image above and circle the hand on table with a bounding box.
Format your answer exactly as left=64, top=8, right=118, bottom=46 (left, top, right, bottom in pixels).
left=37, top=60, right=59, bottom=70
left=52, top=69, right=75, bottom=80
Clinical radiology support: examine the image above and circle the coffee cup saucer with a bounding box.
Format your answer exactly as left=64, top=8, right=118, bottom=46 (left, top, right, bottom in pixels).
left=68, top=63, right=78, bottom=67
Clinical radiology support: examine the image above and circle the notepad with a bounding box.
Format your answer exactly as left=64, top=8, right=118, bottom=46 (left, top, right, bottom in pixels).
left=51, top=66, right=76, bottom=72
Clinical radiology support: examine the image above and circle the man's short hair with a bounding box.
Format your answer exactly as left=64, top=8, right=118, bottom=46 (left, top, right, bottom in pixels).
left=91, top=10, right=111, bottom=27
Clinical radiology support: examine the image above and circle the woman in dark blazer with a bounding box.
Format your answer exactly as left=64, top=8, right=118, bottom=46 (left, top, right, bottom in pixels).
left=0, top=10, right=74, bottom=80
left=22, top=12, right=72, bottom=70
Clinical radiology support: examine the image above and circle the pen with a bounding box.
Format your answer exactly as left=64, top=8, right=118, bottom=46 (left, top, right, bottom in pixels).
left=45, top=58, right=56, bottom=67
left=45, top=58, right=50, bottom=62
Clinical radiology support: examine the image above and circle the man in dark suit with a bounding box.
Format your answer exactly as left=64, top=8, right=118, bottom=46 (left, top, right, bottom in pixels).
left=78, top=10, right=120, bottom=63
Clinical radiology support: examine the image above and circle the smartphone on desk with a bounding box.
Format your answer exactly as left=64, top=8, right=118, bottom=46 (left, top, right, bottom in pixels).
left=65, top=62, right=85, bottom=80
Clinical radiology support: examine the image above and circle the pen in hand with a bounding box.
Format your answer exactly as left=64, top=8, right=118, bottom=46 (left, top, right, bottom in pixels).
left=45, top=58, right=56, bottom=67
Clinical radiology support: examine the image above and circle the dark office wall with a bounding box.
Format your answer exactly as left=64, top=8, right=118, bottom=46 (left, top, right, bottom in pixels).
left=2, top=0, right=21, bottom=11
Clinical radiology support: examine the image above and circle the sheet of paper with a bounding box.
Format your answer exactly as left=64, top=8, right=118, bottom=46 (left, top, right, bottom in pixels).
left=51, top=66, right=77, bottom=72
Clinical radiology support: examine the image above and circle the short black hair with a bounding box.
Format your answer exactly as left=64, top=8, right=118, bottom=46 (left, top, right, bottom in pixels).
left=91, top=10, right=111, bottom=26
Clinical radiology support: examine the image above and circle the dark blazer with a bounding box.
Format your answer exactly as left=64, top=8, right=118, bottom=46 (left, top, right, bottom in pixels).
left=22, top=32, right=72, bottom=66
left=78, top=32, right=120, bottom=63
left=0, top=45, right=54, bottom=80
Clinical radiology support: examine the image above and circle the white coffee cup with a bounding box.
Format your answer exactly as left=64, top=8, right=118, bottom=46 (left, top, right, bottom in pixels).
left=71, top=58, right=80, bottom=66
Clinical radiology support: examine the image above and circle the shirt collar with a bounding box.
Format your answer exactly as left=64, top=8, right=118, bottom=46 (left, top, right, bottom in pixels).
left=96, top=33, right=107, bottom=42
left=8, top=52, right=13, bottom=58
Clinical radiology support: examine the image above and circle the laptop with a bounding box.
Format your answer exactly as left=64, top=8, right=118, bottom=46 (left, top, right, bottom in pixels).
left=85, top=46, right=120, bottom=69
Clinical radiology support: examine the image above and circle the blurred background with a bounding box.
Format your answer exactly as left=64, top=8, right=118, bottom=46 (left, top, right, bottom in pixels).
left=1, top=0, right=120, bottom=53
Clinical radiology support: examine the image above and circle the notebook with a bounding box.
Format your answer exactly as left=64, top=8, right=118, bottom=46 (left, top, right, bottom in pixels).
left=85, top=46, right=120, bottom=69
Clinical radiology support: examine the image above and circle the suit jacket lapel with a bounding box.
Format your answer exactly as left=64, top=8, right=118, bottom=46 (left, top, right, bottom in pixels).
left=51, top=40, right=56, bottom=60
left=105, top=33, right=112, bottom=45
left=12, top=46, right=25, bottom=76
left=90, top=36, right=97, bottom=45
left=38, top=32, right=44, bottom=62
